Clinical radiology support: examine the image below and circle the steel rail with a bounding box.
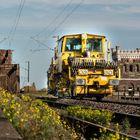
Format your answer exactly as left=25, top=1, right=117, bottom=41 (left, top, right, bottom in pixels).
left=44, top=100, right=140, bottom=139
left=35, top=95, right=140, bottom=106
left=62, top=115, right=139, bottom=140
left=82, top=97, right=140, bottom=106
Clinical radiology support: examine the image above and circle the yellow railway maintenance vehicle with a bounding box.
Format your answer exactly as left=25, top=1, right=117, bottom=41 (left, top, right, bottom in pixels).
left=47, top=33, right=120, bottom=100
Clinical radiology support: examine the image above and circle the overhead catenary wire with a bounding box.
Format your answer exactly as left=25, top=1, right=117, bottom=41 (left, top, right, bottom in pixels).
left=21, top=76, right=28, bottom=87
left=0, top=38, right=7, bottom=44
left=8, top=0, right=26, bottom=46
left=13, top=60, right=28, bottom=71
left=20, top=66, right=28, bottom=71
left=30, top=0, right=73, bottom=51
left=33, top=0, right=73, bottom=38
left=8, top=0, right=23, bottom=36
left=30, top=37, right=54, bottom=51
left=45, top=0, right=85, bottom=40
left=30, top=49, right=49, bottom=52
left=31, top=0, right=84, bottom=52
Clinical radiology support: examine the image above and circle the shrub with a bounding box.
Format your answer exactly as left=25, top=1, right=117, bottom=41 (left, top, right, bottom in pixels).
left=122, top=118, right=131, bottom=133
left=66, top=106, right=113, bottom=126
left=99, top=127, right=129, bottom=140
left=0, top=88, right=78, bottom=140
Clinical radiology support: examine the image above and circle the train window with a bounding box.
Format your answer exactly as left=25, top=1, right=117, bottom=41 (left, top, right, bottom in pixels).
left=86, top=38, right=102, bottom=52
left=65, top=38, right=81, bottom=52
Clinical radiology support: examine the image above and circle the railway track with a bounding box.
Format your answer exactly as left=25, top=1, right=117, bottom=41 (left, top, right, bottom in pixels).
left=83, top=96, right=140, bottom=106
left=27, top=94, right=140, bottom=139
left=43, top=100, right=140, bottom=139
left=45, top=99, right=140, bottom=121
left=35, top=95, right=140, bottom=115
left=63, top=116, right=139, bottom=140
left=56, top=98, right=140, bottom=115
left=35, top=94, right=140, bottom=106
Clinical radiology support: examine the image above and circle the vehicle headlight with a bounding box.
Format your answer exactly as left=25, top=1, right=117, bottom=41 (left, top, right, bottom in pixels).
left=76, top=79, right=86, bottom=85
left=104, top=69, right=113, bottom=75
left=109, top=80, right=119, bottom=85
left=78, top=69, right=88, bottom=75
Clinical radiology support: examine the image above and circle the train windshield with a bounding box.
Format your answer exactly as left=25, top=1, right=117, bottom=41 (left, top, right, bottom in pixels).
left=86, top=38, right=102, bottom=52
left=65, top=38, right=82, bottom=52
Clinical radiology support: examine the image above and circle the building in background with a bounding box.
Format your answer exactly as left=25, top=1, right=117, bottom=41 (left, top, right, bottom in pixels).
left=0, top=50, right=20, bottom=93
left=23, top=82, right=36, bottom=93
left=112, top=46, right=140, bottom=96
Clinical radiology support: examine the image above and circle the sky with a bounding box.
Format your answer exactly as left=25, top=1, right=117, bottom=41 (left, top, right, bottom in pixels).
left=0, top=0, right=140, bottom=89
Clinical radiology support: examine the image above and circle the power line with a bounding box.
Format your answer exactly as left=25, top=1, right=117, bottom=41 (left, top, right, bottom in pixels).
left=8, top=0, right=26, bottom=46
left=21, top=76, right=28, bottom=88
left=0, top=38, right=7, bottom=44
left=9, top=0, right=23, bottom=36
left=31, top=0, right=84, bottom=51
left=30, top=48, right=49, bottom=52
left=33, top=0, right=73, bottom=38
left=20, top=66, right=28, bottom=71
left=13, top=60, right=28, bottom=71
left=11, top=0, right=26, bottom=40
left=30, top=37, right=54, bottom=51
left=45, top=0, right=85, bottom=40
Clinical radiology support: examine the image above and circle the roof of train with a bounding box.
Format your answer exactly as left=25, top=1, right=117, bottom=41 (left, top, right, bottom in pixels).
left=59, top=33, right=106, bottom=40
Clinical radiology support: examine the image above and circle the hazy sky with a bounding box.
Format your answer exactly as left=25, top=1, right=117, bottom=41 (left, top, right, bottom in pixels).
left=0, top=0, right=140, bottom=89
